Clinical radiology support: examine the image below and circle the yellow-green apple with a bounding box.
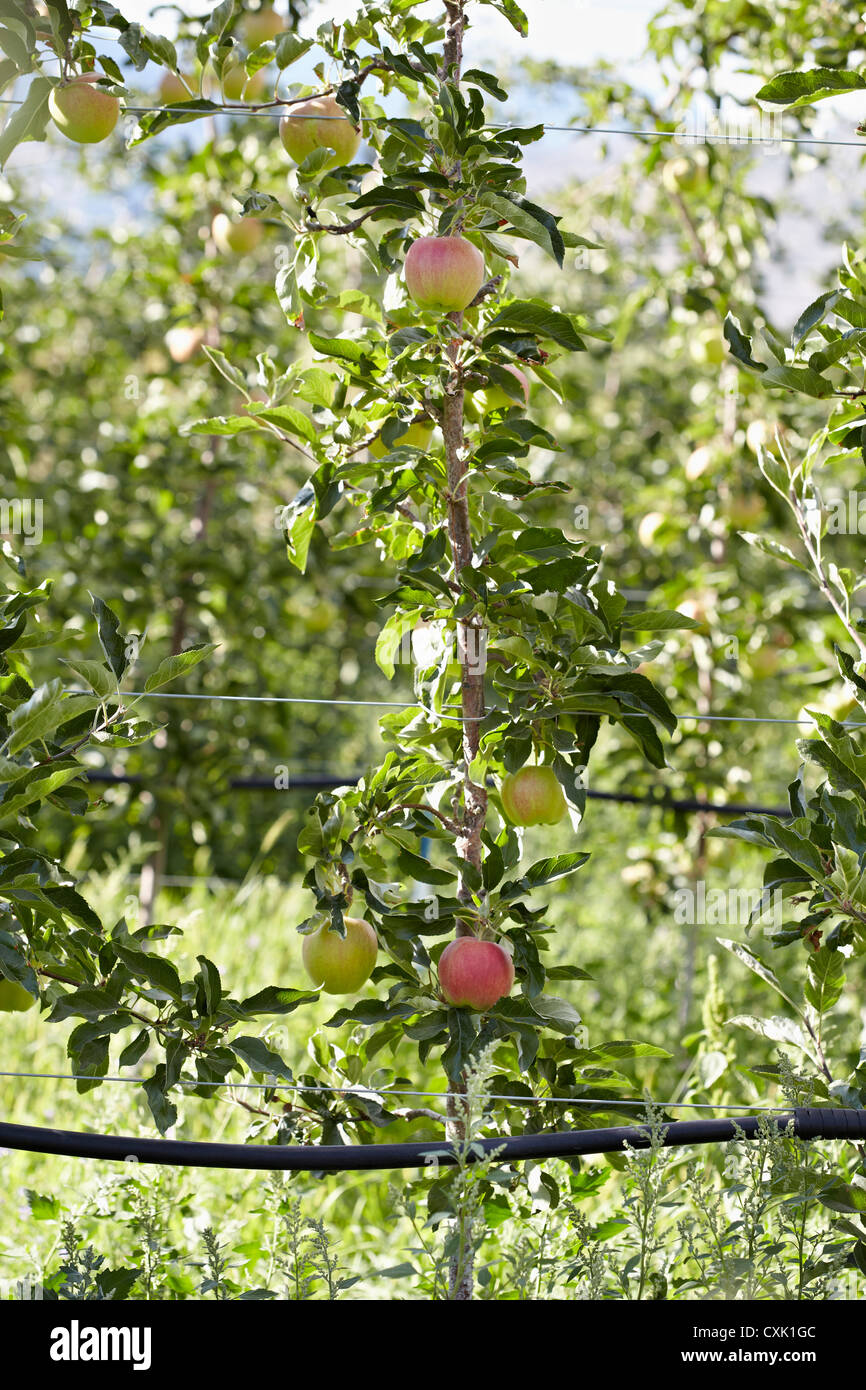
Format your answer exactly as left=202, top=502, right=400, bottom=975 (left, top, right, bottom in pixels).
left=370, top=421, right=433, bottom=457
left=211, top=212, right=263, bottom=254
left=476, top=364, right=530, bottom=413
left=165, top=326, right=206, bottom=363
left=159, top=71, right=192, bottom=103
left=747, top=646, right=781, bottom=679
left=501, top=766, right=568, bottom=826
left=724, top=491, right=765, bottom=529
left=661, top=155, right=705, bottom=195
left=0, top=977, right=37, bottom=1013
left=220, top=56, right=266, bottom=100
left=244, top=4, right=284, bottom=45
left=49, top=73, right=119, bottom=144
left=279, top=95, right=361, bottom=169
left=690, top=330, right=726, bottom=366
left=302, top=916, right=378, bottom=994
left=404, top=235, right=485, bottom=313
left=438, top=937, right=514, bottom=1010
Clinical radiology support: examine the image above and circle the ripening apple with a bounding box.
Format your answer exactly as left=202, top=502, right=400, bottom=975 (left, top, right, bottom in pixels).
left=501, top=766, right=568, bottom=827
left=370, top=421, right=434, bottom=457
left=302, top=916, right=378, bottom=994
left=279, top=95, right=361, bottom=169
left=404, top=235, right=486, bottom=313
left=0, top=977, right=37, bottom=1013
left=48, top=73, right=119, bottom=144
left=438, top=937, right=515, bottom=1011
left=165, top=326, right=206, bottom=363
left=476, top=364, right=530, bottom=414
left=244, top=4, right=284, bottom=45
left=211, top=212, right=263, bottom=254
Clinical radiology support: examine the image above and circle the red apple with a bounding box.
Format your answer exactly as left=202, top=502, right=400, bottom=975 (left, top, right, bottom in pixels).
left=0, top=977, right=37, bottom=1013
left=302, top=915, right=378, bottom=994
left=48, top=73, right=119, bottom=145
left=501, top=766, right=567, bottom=827
left=438, top=937, right=514, bottom=1010
left=280, top=95, right=361, bottom=169
left=404, top=235, right=485, bottom=313
left=211, top=212, right=263, bottom=254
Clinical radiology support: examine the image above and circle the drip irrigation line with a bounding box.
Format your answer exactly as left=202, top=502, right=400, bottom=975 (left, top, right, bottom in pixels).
left=1, top=1108, right=863, bottom=1171
left=0, top=94, right=862, bottom=149
left=0, top=1071, right=795, bottom=1109
left=82, top=769, right=791, bottom=818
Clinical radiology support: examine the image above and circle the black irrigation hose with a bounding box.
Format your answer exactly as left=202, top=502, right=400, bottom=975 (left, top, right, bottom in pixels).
left=83, top=771, right=792, bottom=820
left=1, top=1109, right=864, bottom=1173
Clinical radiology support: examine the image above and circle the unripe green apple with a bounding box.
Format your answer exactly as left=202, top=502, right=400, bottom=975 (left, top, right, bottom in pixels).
left=404, top=235, right=485, bottom=313
left=476, top=364, right=530, bottom=413
left=49, top=73, right=119, bottom=145
left=244, top=5, right=284, bottom=45
left=501, top=766, right=568, bottom=827
left=280, top=95, right=361, bottom=169
left=165, top=325, right=205, bottom=363
left=369, top=421, right=433, bottom=457
left=211, top=212, right=263, bottom=254
left=302, top=916, right=378, bottom=994
left=0, top=977, right=37, bottom=1013
left=438, top=937, right=514, bottom=1011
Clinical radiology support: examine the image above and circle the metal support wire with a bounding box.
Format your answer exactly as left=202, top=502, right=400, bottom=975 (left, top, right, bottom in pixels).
left=0, top=1108, right=863, bottom=1172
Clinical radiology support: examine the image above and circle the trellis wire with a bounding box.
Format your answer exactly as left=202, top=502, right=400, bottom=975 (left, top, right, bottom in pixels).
left=0, top=94, right=863, bottom=149
left=93, top=689, right=866, bottom=728
left=0, top=1070, right=796, bottom=1109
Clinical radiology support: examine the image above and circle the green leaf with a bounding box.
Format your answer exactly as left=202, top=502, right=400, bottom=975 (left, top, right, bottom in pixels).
left=6, top=678, right=65, bottom=754
left=111, top=938, right=183, bottom=1000
left=143, top=643, right=216, bottom=693
left=90, top=595, right=127, bottom=680
left=144, top=1068, right=178, bottom=1134
left=478, top=193, right=565, bottom=265
left=792, top=290, right=840, bottom=345
left=724, top=314, right=766, bottom=373
left=716, top=938, right=801, bottom=1013
left=237, top=985, right=319, bottom=1017
left=756, top=67, right=866, bottom=109
left=59, top=656, right=118, bottom=699
left=805, top=946, right=845, bottom=1015
left=230, top=1035, right=293, bottom=1081
left=622, top=609, right=702, bottom=632
left=0, top=75, right=51, bottom=168
left=501, top=852, right=590, bottom=899
left=249, top=405, right=318, bottom=445
left=488, top=298, right=584, bottom=351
